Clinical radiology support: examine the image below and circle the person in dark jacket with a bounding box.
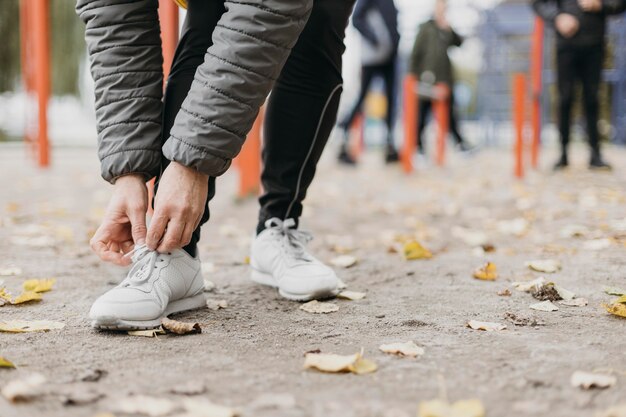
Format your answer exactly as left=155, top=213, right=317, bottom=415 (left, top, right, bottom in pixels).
left=409, top=0, right=470, bottom=154
left=533, top=0, right=626, bottom=170
left=77, top=0, right=356, bottom=330
left=336, top=0, right=400, bottom=165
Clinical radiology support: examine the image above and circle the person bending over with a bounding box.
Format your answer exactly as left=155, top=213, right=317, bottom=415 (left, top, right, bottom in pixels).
left=77, top=0, right=355, bottom=330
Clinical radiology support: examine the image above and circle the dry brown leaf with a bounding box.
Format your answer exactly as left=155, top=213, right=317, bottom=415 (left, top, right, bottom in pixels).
left=604, top=302, right=626, bottom=318
left=472, top=262, right=497, bottom=281
left=127, top=327, right=166, bottom=338
left=0, top=356, right=15, bottom=368
left=497, top=289, right=512, bottom=297
left=115, top=395, right=177, bottom=416
left=529, top=301, right=559, bottom=312
left=0, top=320, right=65, bottom=333
left=183, top=398, right=239, bottom=417
left=23, top=278, right=56, bottom=293
left=525, top=259, right=561, bottom=273
left=403, top=240, right=432, bottom=260
left=329, top=255, right=358, bottom=268
left=418, top=398, right=485, bottom=417
left=303, top=351, right=377, bottom=375
left=299, top=300, right=339, bottom=314
left=207, top=299, right=228, bottom=311
left=1, top=373, right=46, bottom=402
left=337, top=291, right=366, bottom=301
left=162, top=317, right=201, bottom=335
left=379, top=341, right=424, bottom=357
left=467, top=320, right=506, bottom=331
left=571, top=371, right=616, bottom=389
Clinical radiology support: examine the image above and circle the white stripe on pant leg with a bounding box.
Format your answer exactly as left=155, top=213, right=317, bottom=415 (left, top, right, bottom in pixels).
left=284, top=83, right=343, bottom=220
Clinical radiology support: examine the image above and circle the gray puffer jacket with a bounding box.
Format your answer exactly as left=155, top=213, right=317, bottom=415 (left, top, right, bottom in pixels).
left=77, top=0, right=313, bottom=183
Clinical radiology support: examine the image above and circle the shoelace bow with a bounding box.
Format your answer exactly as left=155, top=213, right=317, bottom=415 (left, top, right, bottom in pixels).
left=265, top=218, right=313, bottom=260
left=122, top=244, right=162, bottom=286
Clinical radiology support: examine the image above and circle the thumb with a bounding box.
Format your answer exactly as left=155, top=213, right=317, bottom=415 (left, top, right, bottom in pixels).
left=127, top=206, right=147, bottom=245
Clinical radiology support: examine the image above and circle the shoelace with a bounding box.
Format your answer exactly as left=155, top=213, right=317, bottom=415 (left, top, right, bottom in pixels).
left=121, top=244, right=163, bottom=286
left=264, top=218, right=313, bottom=261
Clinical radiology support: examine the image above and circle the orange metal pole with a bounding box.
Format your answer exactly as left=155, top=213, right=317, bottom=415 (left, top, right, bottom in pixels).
left=434, top=83, right=450, bottom=167
left=349, top=113, right=364, bottom=161
left=401, top=75, right=418, bottom=173
left=158, top=0, right=179, bottom=82
left=513, top=73, right=527, bottom=179
left=32, top=0, right=50, bottom=168
left=530, top=16, right=544, bottom=169
left=236, top=109, right=263, bottom=198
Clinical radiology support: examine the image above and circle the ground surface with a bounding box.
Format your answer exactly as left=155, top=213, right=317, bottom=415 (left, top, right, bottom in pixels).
left=0, top=143, right=625, bottom=417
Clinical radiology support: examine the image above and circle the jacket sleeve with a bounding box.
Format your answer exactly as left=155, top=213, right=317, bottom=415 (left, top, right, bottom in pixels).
left=76, top=0, right=164, bottom=184
left=161, top=0, right=313, bottom=177
left=409, top=26, right=425, bottom=76
left=532, top=0, right=560, bottom=23
left=352, top=0, right=378, bottom=45
left=602, top=0, right=626, bottom=14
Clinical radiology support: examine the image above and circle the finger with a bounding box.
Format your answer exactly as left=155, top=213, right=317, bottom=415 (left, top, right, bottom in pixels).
left=127, top=205, right=147, bottom=245
left=121, top=240, right=135, bottom=254
left=92, top=240, right=130, bottom=266
left=180, top=222, right=195, bottom=249
left=157, top=219, right=185, bottom=253
left=146, top=215, right=168, bottom=251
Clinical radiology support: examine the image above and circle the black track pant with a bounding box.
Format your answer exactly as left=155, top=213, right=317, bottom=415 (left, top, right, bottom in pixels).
left=155, top=0, right=355, bottom=255
left=337, top=58, right=397, bottom=147
left=556, top=43, right=603, bottom=153
left=416, top=92, right=464, bottom=151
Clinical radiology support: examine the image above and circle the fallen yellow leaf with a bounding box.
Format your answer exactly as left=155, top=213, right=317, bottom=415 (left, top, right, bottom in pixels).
left=127, top=327, right=166, bottom=338
left=604, top=302, right=626, bottom=318
left=379, top=341, right=425, bottom=357
left=403, top=240, right=432, bottom=260
left=337, top=291, right=366, bottom=301
left=23, top=278, right=56, bottom=293
left=0, top=289, right=42, bottom=305
left=299, top=300, right=339, bottom=314
left=0, top=320, right=65, bottom=333
left=0, top=356, right=15, bottom=368
left=616, top=295, right=626, bottom=304
left=418, top=398, right=485, bottom=417
left=472, top=262, right=497, bottom=281
left=304, top=351, right=377, bottom=375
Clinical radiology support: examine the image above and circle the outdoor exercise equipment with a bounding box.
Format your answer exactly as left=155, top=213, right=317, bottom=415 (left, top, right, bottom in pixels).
left=401, top=76, right=450, bottom=174
left=19, top=0, right=50, bottom=168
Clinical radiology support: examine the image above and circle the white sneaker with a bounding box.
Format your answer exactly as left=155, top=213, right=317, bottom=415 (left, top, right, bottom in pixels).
left=89, top=245, right=206, bottom=330
left=250, top=218, right=340, bottom=301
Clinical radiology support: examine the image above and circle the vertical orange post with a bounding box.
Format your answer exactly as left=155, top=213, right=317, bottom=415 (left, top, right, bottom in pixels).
left=349, top=113, right=364, bottom=161
left=32, top=0, right=50, bottom=167
left=158, top=0, right=179, bottom=82
left=513, top=73, right=527, bottom=179
left=401, top=75, right=418, bottom=173
left=433, top=83, right=450, bottom=167
left=530, top=16, right=544, bottom=169
left=236, top=109, right=263, bottom=198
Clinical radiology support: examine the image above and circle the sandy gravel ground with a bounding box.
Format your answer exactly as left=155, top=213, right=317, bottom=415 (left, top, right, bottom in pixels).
left=0, top=143, right=625, bottom=417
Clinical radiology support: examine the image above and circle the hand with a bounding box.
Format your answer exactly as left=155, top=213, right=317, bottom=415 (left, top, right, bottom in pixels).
left=435, top=15, right=451, bottom=31
left=90, top=175, right=148, bottom=266
left=146, top=161, right=208, bottom=253
left=555, top=14, right=580, bottom=38
left=578, top=0, right=602, bottom=12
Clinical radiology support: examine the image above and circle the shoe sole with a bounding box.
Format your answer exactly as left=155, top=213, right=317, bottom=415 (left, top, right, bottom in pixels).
left=250, top=269, right=339, bottom=302
left=91, top=293, right=207, bottom=331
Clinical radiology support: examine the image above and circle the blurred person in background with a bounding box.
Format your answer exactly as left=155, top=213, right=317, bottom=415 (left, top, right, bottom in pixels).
left=77, top=0, right=356, bottom=331
left=533, top=0, right=626, bottom=170
left=336, top=0, right=400, bottom=165
left=409, top=0, right=471, bottom=156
